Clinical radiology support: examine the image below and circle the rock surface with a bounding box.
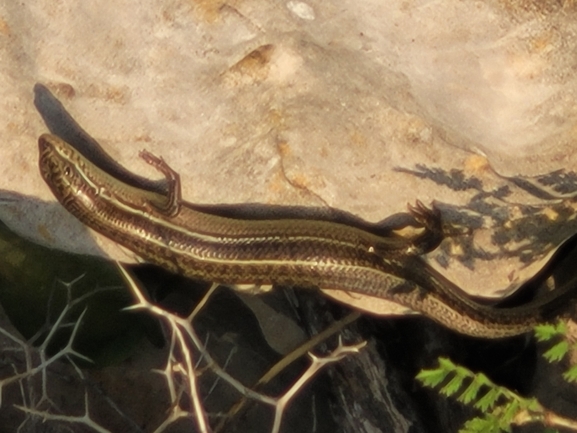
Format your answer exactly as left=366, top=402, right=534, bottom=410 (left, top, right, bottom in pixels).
left=1, top=0, right=577, bottom=301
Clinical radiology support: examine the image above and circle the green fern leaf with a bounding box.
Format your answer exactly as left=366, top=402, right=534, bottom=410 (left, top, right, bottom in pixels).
left=415, top=366, right=448, bottom=388
left=543, top=341, right=569, bottom=362
left=474, top=388, right=502, bottom=412
left=439, top=357, right=457, bottom=370
left=460, top=415, right=503, bottom=433
left=562, top=364, right=577, bottom=383
left=500, top=398, right=520, bottom=426
left=416, top=357, right=459, bottom=388
left=526, top=397, right=542, bottom=412
left=441, top=368, right=467, bottom=396
left=458, top=374, right=484, bottom=404
left=534, top=323, right=565, bottom=342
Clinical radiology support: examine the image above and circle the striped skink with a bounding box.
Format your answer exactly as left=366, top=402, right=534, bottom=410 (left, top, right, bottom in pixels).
left=38, top=133, right=577, bottom=338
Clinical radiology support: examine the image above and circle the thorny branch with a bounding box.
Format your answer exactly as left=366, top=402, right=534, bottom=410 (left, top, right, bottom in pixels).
left=0, top=266, right=366, bottom=433
left=119, top=264, right=366, bottom=433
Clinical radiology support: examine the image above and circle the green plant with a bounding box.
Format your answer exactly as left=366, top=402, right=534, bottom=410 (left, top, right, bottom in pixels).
left=416, top=321, right=577, bottom=433
left=534, top=322, right=577, bottom=384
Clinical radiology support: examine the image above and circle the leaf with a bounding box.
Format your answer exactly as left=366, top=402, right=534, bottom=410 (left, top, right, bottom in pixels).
left=500, top=399, right=520, bottom=426
left=543, top=341, right=569, bottom=363
left=562, top=364, right=577, bottom=383
left=474, top=388, right=502, bottom=412
left=525, top=397, right=542, bottom=413
left=416, top=366, right=448, bottom=388
left=416, top=357, right=459, bottom=388
left=440, top=368, right=467, bottom=397
left=458, top=374, right=485, bottom=404
left=460, top=416, right=502, bottom=433
left=534, top=323, right=565, bottom=342
left=439, top=357, right=457, bottom=370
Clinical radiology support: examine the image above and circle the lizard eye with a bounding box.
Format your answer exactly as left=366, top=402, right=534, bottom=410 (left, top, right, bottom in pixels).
left=64, top=166, right=71, bottom=176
